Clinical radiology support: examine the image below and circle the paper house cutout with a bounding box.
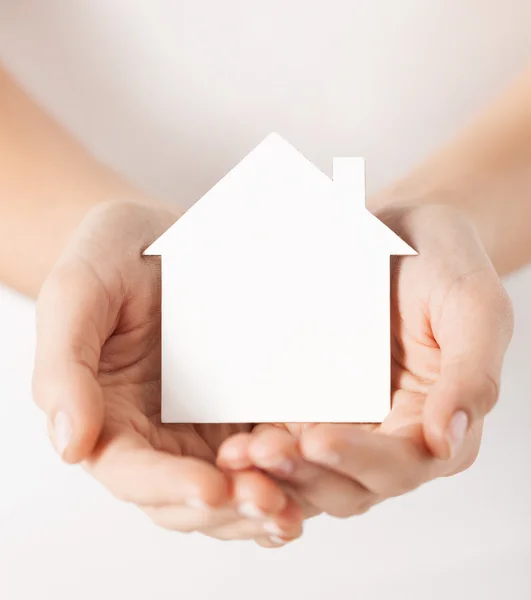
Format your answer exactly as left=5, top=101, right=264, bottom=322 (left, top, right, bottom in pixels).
left=144, top=133, right=416, bottom=423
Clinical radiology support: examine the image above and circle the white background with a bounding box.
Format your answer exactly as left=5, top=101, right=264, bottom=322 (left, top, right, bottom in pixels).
left=0, top=1, right=530, bottom=598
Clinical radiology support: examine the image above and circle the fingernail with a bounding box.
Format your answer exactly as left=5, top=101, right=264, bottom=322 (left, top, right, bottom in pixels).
left=186, top=498, right=209, bottom=510
left=52, top=411, right=72, bottom=457
left=263, top=521, right=285, bottom=536
left=447, top=410, right=469, bottom=457
left=269, top=535, right=287, bottom=546
left=238, top=502, right=266, bottom=519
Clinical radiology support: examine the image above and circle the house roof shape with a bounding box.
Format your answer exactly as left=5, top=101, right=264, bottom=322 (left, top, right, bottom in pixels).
left=144, top=133, right=417, bottom=258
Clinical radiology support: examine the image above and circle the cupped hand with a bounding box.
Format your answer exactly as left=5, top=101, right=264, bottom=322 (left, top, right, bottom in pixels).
left=219, top=204, right=514, bottom=519
left=32, top=201, right=302, bottom=545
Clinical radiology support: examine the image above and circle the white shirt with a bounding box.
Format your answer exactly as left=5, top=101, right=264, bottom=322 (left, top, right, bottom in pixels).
left=0, top=2, right=530, bottom=599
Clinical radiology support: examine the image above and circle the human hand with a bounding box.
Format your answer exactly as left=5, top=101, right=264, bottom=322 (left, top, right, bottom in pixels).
left=32, top=201, right=302, bottom=545
left=218, top=204, right=514, bottom=519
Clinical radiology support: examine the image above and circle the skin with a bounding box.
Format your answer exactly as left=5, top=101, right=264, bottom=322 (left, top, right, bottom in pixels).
left=1, top=67, right=302, bottom=545
left=220, top=69, right=531, bottom=523
left=219, top=69, right=531, bottom=523
left=33, top=201, right=304, bottom=545
left=0, top=63, right=529, bottom=545
left=218, top=204, right=513, bottom=519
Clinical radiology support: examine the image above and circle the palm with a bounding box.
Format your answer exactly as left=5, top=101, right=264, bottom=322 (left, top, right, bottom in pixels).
left=374, top=209, right=492, bottom=468
left=216, top=205, right=511, bottom=525
left=380, top=254, right=442, bottom=440
left=279, top=256, right=440, bottom=445
left=281, top=214, right=485, bottom=465
left=35, top=202, right=307, bottom=542
left=94, top=257, right=251, bottom=465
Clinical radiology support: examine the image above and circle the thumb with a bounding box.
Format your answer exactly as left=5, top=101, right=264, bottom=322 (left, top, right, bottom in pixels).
left=423, top=275, right=513, bottom=460
left=32, top=263, right=113, bottom=463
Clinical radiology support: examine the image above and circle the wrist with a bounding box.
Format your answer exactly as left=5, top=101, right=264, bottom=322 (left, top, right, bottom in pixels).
left=368, top=178, right=497, bottom=267
left=18, top=189, right=178, bottom=298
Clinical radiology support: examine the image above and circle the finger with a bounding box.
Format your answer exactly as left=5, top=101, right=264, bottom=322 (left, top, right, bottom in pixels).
left=142, top=504, right=236, bottom=533
left=204, top=497, right=304, bottom=542
left=85, top=429, right=230, bottom=508
left=300, top=424, right=441, bottom=498
left=216, top=425, right=293, bottom=471
left=207, top=497, right=303, bottom=542
left=142, top=480, right=303, bottom=540
left=254, top=536, right=293, bottom=548
left=424, top=272, right=513, bottom=460
left=33, top=262, right=113, bottom=463
left=143, top=481, right=296, bottom=534
left=206, top=520, right=303, bottom=543
left=253, top=523, right=303, bottom=547
left=259, top=495, right=304, bottom=539
left=219, top=436, right=309, bottom=521
left=231, top=469, right=289, bottom=519
left=248, top=425, right=377, bottom=517
left=218, top=426, right=321, bottom=518
left=144, top=495, right=304, bottom=541
left=254, top=501, right=304, bottom=547
left=195, top=496, right=304, bottom=542
left=217, top=432, right=254, bottom=470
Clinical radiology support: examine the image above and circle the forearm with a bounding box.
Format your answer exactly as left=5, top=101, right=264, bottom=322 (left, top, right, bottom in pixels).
left=0, top=66, right=158, bottom=297
left=372, top=68, right=531, bottom=276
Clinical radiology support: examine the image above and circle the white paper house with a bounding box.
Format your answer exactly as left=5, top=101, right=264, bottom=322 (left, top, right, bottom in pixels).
left=144, top=133, right=416, bottom=423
